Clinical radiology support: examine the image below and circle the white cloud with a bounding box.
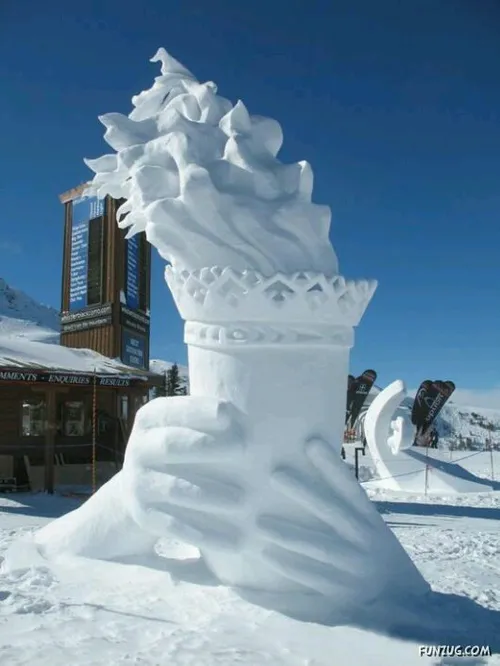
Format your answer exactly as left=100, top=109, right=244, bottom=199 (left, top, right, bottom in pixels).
left=408, top=386, right=500, bottom=411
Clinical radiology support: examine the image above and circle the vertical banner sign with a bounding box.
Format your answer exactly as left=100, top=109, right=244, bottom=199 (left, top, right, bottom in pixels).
left=122, top=330, right=146, bottom=369
left=348, top=369, right=377, bottom=428
left=126, top=235, right=140, bottom=310
left=345, top=374, right=356, bottom=425
left=413, top=379, right=456, bottom=445
left=69, top=196, right=104, bottom=311
left=421, top=380, right=456, bottom=435
left=411, top=379, right=433, bottom=428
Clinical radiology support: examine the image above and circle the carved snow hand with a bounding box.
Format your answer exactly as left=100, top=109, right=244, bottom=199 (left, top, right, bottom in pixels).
left=121, top=395, right=249, bottom=551
left=122, top=396, right=426, bottom=604
left=255, top=436, right=426, bottom=602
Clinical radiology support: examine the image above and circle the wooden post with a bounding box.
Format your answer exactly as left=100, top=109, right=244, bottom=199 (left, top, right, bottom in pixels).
left=92, top=370, right=97, bottom=494
left=44, top=388, right=57, bottom=494
left=126, top=390, right=137, bottom=437
left=32, top=386, right=67, bottom=494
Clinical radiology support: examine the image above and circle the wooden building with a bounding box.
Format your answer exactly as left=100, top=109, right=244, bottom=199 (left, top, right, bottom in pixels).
left=0, top=365, right=159, bottom=493
left=0, top=183, right=162, bottom=493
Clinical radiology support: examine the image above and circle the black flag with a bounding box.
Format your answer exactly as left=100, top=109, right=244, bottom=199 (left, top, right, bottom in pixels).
left=345, top=374, right=357, bottom=425
left=421, top=380, right=455, bottom=435
left=348, top=369, right=377, bottom=428
left=411, top=380, right=433, bottom=428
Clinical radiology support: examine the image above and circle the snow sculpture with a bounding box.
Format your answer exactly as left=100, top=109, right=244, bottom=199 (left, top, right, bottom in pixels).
left=32, top=49, right=431, bottom=619
left=363, top=381, right=494, bottom=493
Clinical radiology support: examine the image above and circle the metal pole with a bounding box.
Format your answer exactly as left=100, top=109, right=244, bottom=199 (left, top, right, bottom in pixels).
left=354, top=446, right=365, bottom=480
left=490, top=439, right=495, bottom=483
left=424, top=438, right=430, bottom=497
left=92, top=369, right=97, bottom=494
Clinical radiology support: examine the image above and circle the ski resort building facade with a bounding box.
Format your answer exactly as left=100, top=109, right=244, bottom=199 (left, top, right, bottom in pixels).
left=0, top=365, right=160, bottom=493
left=0, top=184, right=162, bottom=493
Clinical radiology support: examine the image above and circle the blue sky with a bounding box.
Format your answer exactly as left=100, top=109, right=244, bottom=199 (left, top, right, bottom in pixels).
left=1, top=0, right=499, bottom=397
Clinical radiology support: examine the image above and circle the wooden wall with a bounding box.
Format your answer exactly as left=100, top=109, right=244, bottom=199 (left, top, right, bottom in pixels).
left=60, top=324, right=116, bottom=358
left=0, top=386, right=22, bottom=444
left=0, top=383, right=146, bottom=453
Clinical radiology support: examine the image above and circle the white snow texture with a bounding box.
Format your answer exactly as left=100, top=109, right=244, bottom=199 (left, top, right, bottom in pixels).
left=84, top=48, right=338, bottom=277
left=32, top=48, right=431, bottom=624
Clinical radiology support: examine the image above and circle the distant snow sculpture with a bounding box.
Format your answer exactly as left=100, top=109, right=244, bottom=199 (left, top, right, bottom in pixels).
left=32, top=48, right=431, bottom=621
left=363, top=381, right=494, bottom=494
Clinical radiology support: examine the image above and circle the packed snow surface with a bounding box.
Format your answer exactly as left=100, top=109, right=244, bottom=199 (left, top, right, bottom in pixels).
left=1, top=479, right=500, bottom=665
left=84, top=48, right=338, bottom=276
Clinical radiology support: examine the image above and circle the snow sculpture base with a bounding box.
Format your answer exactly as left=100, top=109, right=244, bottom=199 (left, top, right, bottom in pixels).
left=363, top=381, right=495, bottom=494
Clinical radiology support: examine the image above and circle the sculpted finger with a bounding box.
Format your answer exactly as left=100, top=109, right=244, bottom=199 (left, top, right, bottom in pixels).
left=127, top=426, right=245, bottom=469
left=256, top=515, right=365, bottom=569
left=306, top=437, right=360, bottom=492
left=270, top=466, right=370, bottom=547
left=260, top=546, right=360, bottom=598
left=126, top=468, right=246, bottom=515
left=156, top=476, right=246, bottom=515
left=134, top=396, right=244, bottom=435
left=169, top=518, right=242, bottom=552
left=128, top=502, right=241, bottom=551
left=305, top=437, right=376, bottom=517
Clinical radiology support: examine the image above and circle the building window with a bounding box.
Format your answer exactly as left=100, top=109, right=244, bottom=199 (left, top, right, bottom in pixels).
left=62, top=401, right=86, bottom=436
left=21, top=400, right=46, bottom=437
left=87, top=217, right=104, bottom=306
left=132, top=394, right=147, bottom=418
left=119, top=395, right=129, bottom=421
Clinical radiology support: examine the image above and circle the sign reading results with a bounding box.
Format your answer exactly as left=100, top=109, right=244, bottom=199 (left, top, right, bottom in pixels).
left=126, top=235, right=140, bottom=310
left=122, top=330, right=146, bottom=369
left=69, top=196, right=105, bottom=312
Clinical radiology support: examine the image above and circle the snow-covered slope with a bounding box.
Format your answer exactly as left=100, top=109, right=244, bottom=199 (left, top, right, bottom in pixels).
left=436, top=403, right=500, bottom=450
left=0, top=326, right=150, bottom=376
left=0, top=279, right=152, bottom=376
left=149, top=358, right=188, bottom=379
left=0, top=278, right=60, bottom=334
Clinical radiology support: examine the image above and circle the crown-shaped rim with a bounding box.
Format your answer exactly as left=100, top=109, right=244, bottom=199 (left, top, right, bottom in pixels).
left=165, top=266, right=377, bottom=327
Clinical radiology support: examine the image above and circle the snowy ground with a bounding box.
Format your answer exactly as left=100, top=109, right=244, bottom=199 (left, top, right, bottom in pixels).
left=1, top=467, right=499, bottom=665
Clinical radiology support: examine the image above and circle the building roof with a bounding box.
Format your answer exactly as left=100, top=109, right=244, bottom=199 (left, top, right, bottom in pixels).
left=0, top=321, right=162, bottom=385
left=59, top=182, right=91, bottom=204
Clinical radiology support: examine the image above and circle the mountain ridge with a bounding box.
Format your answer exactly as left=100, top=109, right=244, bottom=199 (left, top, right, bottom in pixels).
left=0, top=278, right=60, bottom=333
